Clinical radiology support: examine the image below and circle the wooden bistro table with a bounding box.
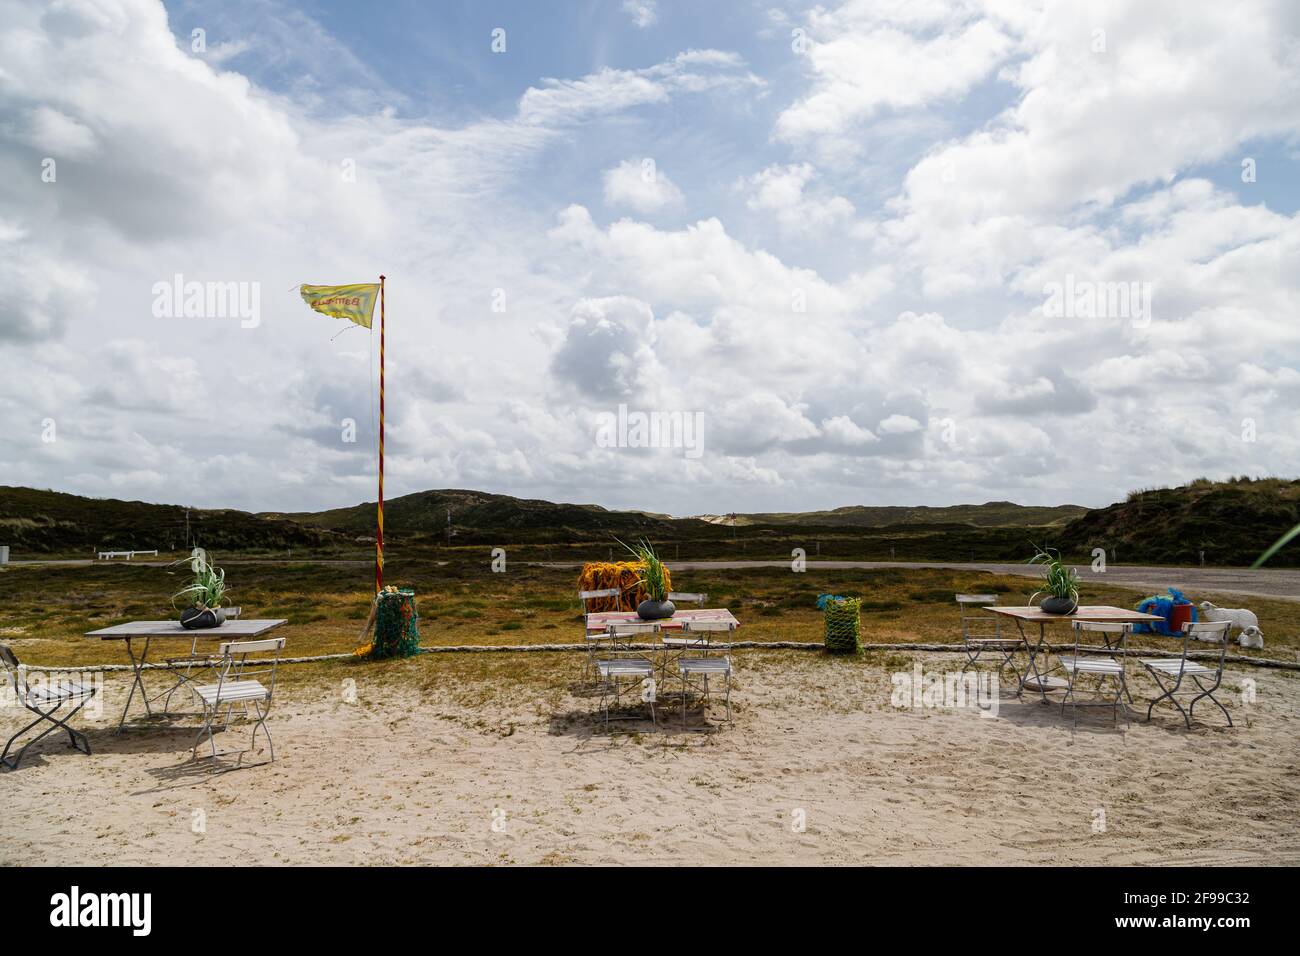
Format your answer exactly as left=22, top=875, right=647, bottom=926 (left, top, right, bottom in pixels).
left=585, top=609, right=741, bottom=668
left=585, top=609, right=740, bottom=633
left=85, top=619, right=287, bottom=732
left=983, top=606, right=1163, bottom=702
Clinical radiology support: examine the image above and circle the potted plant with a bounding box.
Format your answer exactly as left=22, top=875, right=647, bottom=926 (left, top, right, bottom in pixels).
left=1028, top=545, right=1079, bottom=614
left=621, top=538, right=675, bottom=620
left=171, top=548, right=230, bottom=629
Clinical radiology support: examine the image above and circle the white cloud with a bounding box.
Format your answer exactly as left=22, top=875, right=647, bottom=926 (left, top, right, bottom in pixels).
left=881, top=0, right=1300, bottom=295
left=603, top=158, right=684, bottom=212
left=1, top=0, right=1298, bottom=518
left=776, top=2, right=1015, bottom=153
left=622, top=1, right=658, bottom=29
left=743, top=162, right=855, bottom=235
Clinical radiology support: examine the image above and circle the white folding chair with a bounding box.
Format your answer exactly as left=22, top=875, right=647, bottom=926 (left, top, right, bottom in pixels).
left=191, top=637, right=285, bottom=766
left=0, top=644, right=97, bottom=771
left=594, top=623, right=659, bottom=732
left=579, top=588, right=622, bottom=681
left=676, top=620, right=735, bottom=728
left=657, top=617, right=721, bottom=682
left=955, top=594, right=1023, bottom=683
left=1059, top=622, right=1131, bottom=727
left=667, top=591, right=708, bottom=607
left=1141, top=620, right=1233, bottom=728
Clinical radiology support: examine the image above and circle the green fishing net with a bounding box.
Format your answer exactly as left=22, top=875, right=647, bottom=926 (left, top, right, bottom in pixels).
left=372, top=587, right=421, bottom=659
left=823, top=597, right=862, bottom=655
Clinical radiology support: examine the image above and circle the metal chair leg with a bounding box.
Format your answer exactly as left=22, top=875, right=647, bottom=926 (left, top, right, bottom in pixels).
left=1, top=712, right=55, bottom=770
left=250, top=701, right=275, bottom=762
left=1, top=696, right=93, bottom=771
left=1189, top=676, right=1232, bottom=727
left=1146, top=670, right=1191, bottom=728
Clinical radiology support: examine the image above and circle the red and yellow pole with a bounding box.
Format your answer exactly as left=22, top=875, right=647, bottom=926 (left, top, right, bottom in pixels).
left=376, top=274, right=385, bottom=593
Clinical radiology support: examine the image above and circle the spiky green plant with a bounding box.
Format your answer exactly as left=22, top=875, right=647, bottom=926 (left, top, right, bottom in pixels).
left=170, top=548, right=229, bottom=610
left=1027, top=545, right=1079, bottom=604
left=617, top=537, right=669, bottom=602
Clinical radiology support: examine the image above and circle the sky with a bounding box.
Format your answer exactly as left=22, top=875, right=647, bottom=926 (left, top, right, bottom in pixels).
left=2, top=0, right=1299, bottom=517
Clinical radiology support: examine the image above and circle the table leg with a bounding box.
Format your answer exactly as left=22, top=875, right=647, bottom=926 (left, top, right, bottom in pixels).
left=1101, top=631, right=1136, bottom=706
left=1017, top=621, right=1052, bottom=703
left=115, top=635, right=152, bottom=733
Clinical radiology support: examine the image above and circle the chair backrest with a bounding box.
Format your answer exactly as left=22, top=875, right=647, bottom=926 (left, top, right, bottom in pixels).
left=682, top=620, right=735, bottom=633
left=607, top=622, right=659, bottom=640
left=1182, top=620, right=1232, bottom=672
left=955, top=594, right=999, bottom=638
left=1072, top=621, right=1130, bottom=662
left=579, top=588, right=621, bottom=621
left=680, top=619, right=734, bottom=652
left=0, top=643, right=24, bottom=696
left=215, top=637, right=286, bottom=698
left=668, top=592, right=708, bottom=606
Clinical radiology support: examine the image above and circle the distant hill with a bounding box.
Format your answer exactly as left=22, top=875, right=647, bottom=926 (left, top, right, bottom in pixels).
left=2, top=479, right=1297, bottom=565
left=698, top=501, right=1087, bottom=528
left=1056, top=478, right=1300, bottom=566
left=281, top=488, right=710, bottom=544
left=0, top=486, right=338, bottom=555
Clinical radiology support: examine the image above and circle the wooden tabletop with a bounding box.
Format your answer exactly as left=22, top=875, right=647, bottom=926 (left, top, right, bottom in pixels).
left=983, top=605, right=1163, bottom=624
left=586, top=609, right=739, bottom=632
left=86, top=619, right=288, bottom=640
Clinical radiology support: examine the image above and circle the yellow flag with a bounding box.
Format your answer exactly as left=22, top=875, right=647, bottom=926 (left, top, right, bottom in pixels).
left=299, top=283, right=379, bottom=329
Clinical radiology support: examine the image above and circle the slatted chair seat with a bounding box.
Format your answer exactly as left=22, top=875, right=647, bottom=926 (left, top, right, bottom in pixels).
left=679, top=657, right=732, bottom=676
left=26, top=680, right=98, bottom=705
left=595, top=659, right=654, bottom=679
left=1140, top=658, right=1214, bottom=676
left=194, top=679, right=270, bottom=705
left=1060, top=658, right=1124, bottom=676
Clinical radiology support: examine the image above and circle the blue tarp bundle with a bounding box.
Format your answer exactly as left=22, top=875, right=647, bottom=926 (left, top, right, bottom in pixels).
left=1133, top=587, right=1197, bottom=635
left=816, top=593, right=846, bottom=610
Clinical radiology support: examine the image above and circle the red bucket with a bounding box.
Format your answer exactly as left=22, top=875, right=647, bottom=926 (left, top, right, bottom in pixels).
left=1169, top=602, right=1194, bottom=635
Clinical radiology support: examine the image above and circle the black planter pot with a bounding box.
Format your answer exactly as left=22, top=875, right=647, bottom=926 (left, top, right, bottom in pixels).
left=180, top=606, right=226, bottom=629
left=1039, top=596, right=1077, bottom=615
left=636, top=599, right=676, bottom=620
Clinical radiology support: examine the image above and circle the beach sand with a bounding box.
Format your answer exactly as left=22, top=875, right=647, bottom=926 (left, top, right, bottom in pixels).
left=3, top=651, right=1298, bottom=865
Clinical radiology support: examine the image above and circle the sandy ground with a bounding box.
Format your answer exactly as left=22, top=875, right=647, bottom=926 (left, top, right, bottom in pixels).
left=3, top=652, right=1299, bottom=866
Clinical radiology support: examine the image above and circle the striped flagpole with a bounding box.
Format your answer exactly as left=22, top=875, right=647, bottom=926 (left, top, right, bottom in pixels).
left=376, top=274, right=385, bottom=593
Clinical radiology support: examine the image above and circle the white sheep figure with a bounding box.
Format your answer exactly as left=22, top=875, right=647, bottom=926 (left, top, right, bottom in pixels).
left=1198, top=601, right=1262, bottom=647
left=1238, top=625, right=1265, bottom=650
